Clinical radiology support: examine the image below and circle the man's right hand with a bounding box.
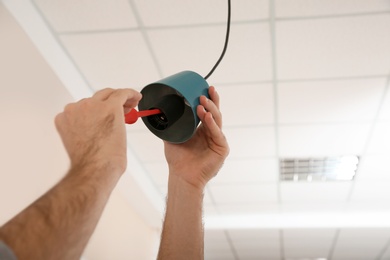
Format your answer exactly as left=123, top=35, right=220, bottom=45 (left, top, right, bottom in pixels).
left=54, top=88, right=142, bottom=175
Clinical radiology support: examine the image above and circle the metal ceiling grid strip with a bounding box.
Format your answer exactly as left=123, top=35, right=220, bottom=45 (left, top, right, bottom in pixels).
left=126, top=0, right=164, bottom=78
left=375, top=238, right=390, bottom=260
left=327, top=229, right=340, bottom=260
left=270, top=0, right=282, bottom=204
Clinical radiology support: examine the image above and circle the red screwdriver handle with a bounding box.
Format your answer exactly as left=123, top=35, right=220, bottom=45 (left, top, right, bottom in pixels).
left=137, top=108, right=162, bottom=118
left=125, top=108, right=162, bottom=124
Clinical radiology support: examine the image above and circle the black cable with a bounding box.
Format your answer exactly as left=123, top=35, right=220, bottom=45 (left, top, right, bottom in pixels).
left=204, top=0, right=231, bottom=80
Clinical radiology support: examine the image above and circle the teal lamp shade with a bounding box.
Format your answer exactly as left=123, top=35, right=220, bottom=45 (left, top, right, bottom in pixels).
left=138, top=71, right=209, bottom=143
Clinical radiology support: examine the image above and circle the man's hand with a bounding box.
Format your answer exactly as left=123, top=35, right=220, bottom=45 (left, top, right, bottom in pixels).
left=158, top=86, right=229, bottom=259
left=55, top=88, right=142, bottom=174
left=164, top=86, right=229, bottom=190
left=0, top=88, right=143, bottom=260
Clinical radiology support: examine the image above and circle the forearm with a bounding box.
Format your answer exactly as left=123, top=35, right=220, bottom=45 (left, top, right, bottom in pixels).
left=158, top=172, right=205, bottom=260
left=0, top=164, right=121, bottom=260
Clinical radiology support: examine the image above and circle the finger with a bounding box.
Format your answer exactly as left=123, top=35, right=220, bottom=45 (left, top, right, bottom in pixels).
left=93, top=88, right=115, bottom=101
left=107, top=89, right=142, bottom=109
left=199, top=95, right=222, bottom=128
left=208, top=86, right=220, bottom=109
left=199, top=107, right=228, bottom=149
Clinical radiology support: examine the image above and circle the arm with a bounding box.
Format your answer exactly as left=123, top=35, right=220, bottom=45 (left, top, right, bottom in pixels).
left=0, top=88, right=142, bottom=260
left=158, top=86, right=229, bottom=259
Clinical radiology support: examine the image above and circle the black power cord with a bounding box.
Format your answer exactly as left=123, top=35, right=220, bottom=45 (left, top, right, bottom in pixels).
left=204, top=0, right=231, bottom=80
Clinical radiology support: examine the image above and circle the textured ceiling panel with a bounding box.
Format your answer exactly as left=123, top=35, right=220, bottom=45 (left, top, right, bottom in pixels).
left=134, top=0, right=269, bottom=27
left=276, top=15, right=390, bottom=80
left=147, top=23, right=273, bottom=83
left=367, top=122, right=390, bottom=154
left=280, top=182, right=352, bottom=202
left=224, top=127, right=276, bottom=158
left=275, top=0, right=390, bottom=18
left=210, top=158, right=279, bottom=184
left=278, top=78, right=386, bottom=124
left=34, top=0, right=138, bottom=32
left=60, top=32, right=160, bottom=91
left=218, top=83, right=275, bottom=127
left=279, top=124, right=371, bottom=157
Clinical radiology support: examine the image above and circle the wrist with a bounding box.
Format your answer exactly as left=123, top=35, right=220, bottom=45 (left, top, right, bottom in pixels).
left=167, top=173, right=205, bottom=198
left=168, top=167, right=208, bottom=193
left=67, top=161, right=123, bottom=191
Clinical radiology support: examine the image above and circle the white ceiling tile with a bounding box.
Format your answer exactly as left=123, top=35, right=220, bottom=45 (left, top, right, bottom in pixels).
left=355, top=154, right=390, bottom=182
left=204, top=204, right=220, bottom=216
left=204, top=252, right=235, bottom=260
left=143, top=162, right=168, bottom=187
left=367, top=122, right=390, bottom=154
left=284, top=228, right=335, bottom=258
left=378, top=80, right=390, bottom=121
left=278, top=78, right=386, bottom=124
left=204, top=188, right=215, bottom=206
left=134, top=0, right=268, bottom=27
left=275, top=0, right=390, bottom=18
left=210, top=183, right=278, bottom=204
left=281, top=201, right=347, bottom=213
left=229, top=229, right=281, bottom=259
left=236, top=251, right=281, bottom=260
left=147, top=23, right=273, bottom=84
left=333, top=228, right=390, bottom=260
left=224, top=127, right=276, bottom=159
left=276, top=15, right=390, bottom=80
left=35, top=0, right=137, bottom=32
left=218, top=83, right=274, bottom=127
left=279, top=124, right=371, bottom=157
left=211, top=158, right=279, bottom=185
left=204, top=230, right=234, bottom=260
left=281, top=182, right=352, bottom=202
left=60, top=32, right=160, bottom=91
left=127, top=130, right=166, bottom=163
left=285, top=248, right=330, bottom=259
left=229, top=229, right=280, bottom=244
left=216, top=203, right=280, bottom=215
left=350, top=181, right=390, bottom=201
left=345, top=201, right=390, bottom=213
left=382, top=243, right=390, bottom=260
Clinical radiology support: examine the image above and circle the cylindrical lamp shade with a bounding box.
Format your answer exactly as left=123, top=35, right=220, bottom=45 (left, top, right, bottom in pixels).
left=138, top=71, right=209, bottom=143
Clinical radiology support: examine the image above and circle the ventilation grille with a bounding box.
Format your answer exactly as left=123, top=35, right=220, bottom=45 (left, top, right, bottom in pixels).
left=280, top=156, right=359, bottom=182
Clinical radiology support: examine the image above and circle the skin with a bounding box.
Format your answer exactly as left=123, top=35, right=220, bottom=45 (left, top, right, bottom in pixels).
left=158, top=86, right=229, bottom=259
left=0, top=86, right=229, bottom=260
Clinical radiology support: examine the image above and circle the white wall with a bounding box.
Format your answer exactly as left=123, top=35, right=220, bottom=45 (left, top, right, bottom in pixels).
left=0, top=3, right=159, bottom=259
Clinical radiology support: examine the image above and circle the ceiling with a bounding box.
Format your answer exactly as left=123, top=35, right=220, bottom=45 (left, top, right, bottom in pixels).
left=3, top=0, right=390, bottom=259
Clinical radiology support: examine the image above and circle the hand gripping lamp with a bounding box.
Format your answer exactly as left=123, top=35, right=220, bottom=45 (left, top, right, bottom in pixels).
left=125, top=0, right=231, bottom=143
